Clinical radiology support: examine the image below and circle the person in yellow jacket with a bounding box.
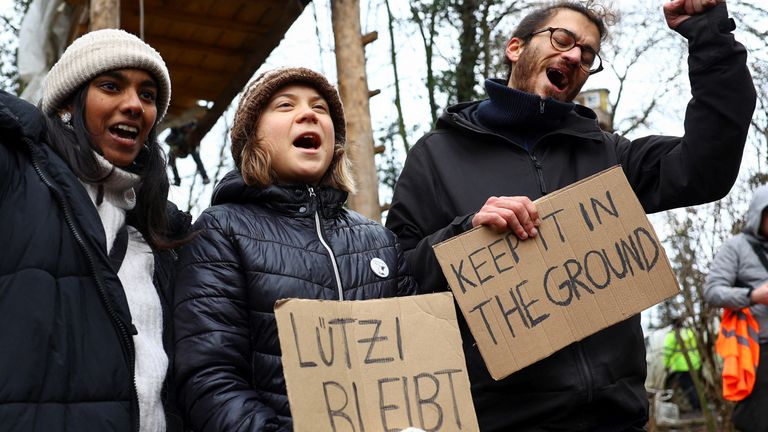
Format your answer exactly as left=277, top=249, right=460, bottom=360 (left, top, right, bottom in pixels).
left=663, top=318, right=702, bottom=412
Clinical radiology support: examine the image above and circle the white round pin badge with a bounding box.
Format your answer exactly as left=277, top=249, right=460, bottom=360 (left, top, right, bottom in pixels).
left=370, top=257, right=390, bottom=278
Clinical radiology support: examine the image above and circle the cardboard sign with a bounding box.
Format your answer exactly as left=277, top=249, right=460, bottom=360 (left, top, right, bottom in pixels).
left=433, top=166, right=679, bottom=380
left=275, top=293, right=479, bottom=432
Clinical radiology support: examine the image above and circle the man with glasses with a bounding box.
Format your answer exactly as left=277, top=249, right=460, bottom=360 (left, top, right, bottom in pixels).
left=387, top=0, right=755, bottom=430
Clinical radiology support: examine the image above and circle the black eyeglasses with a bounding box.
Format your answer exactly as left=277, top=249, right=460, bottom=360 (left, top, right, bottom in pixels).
left=527, top=27, right=603, bottom=74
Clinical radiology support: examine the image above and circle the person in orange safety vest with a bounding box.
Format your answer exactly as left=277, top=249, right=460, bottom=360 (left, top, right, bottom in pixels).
left=705, top=184, right=768, bottom=432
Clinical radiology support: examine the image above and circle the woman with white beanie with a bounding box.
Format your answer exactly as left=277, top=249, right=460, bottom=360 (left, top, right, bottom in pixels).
left=0, top=29, right=190, bottom=431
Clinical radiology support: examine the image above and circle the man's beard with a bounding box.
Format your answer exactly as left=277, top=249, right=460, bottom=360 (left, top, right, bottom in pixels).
left=510, top=46, right=581, bottom=102
left=511, top=46, right=543, bottom=97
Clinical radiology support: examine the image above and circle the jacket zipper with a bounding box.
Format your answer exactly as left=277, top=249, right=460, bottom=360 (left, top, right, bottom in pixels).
left=308, top=186, right=344, bottom=300
left=28, top=140, right=140, bottom=432
left=533, top=102, right=549, bottom=195
left=454, top=114, right=550, bottom=196
left=575, top=344, right=594, bottom=403
left=530, top=153, right=548, bottom=195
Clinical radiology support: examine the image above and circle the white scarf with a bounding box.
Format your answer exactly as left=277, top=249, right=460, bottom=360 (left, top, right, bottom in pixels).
left=80, top=153, right=167, bottom=432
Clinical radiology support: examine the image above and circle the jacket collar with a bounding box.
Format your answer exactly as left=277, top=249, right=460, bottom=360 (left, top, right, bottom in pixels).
left=439, top=81, right=606, bottom=142
left=212, top=170, right=348, bottom=218
left=477, top=78, right=575, bottom=130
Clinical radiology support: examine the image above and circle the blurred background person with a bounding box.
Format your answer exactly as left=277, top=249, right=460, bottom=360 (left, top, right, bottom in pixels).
left=663, top=317, right=702, bottom=413
left=705, top=184, right=768, bottom=432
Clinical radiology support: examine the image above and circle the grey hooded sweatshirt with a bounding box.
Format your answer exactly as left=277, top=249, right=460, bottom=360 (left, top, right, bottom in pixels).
left=704, top=185, right=768, bottom=342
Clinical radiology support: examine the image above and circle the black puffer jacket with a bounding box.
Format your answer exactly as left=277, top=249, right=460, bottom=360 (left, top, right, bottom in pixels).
left=0, top=91, right=188, bottom=431
left=386, top=5, right=755, bottom=431
left=174, top=170, right=418, bottom=432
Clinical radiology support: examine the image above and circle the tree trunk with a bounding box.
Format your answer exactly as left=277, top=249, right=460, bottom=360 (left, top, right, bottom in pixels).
left=331, top=0, right=381, bottom=222
left=454, top=0, right=481, bottom=103
left=90, top=0, right=120, bottom=30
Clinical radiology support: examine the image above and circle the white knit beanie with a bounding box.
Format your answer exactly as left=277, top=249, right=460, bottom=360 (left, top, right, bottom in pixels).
left=41, top=29, right=171, bottom=121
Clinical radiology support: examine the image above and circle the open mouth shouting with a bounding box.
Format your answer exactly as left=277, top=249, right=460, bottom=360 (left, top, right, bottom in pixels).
left=293, top=132, right=322, bottom=151
left=109, top=123, right=141, bottom=145
left=546, top=66, right=570, bottom=93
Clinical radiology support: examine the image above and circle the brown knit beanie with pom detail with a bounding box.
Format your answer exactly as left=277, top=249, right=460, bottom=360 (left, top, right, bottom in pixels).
left=230, top=67, right=346, bottom=170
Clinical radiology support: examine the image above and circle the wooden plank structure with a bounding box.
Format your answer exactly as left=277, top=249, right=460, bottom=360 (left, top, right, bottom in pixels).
left=61, top=0, right=309, bottom=147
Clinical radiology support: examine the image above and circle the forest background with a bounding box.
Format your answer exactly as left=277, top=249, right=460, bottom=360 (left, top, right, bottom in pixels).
left=2, top=0, right=767, bottom=428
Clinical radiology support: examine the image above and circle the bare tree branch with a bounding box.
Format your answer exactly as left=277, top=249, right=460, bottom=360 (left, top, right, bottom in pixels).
left=384, top=0, right=410, bottom=153
left=410, top=1, right=442, bottom=126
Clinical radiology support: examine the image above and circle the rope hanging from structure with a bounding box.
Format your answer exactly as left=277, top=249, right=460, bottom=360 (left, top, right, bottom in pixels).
left=139, top=0, right=145, bottom=40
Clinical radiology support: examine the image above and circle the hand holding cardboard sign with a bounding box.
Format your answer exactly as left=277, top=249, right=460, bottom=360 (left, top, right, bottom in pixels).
left=434, top=167, right=680, bottom=379
left=472, top=195, right=541, bottom=239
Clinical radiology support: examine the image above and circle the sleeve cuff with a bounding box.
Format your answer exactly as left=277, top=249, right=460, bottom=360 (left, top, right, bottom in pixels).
left=457, top=213, right=475, bottom=233
left=746, top=286, right=755, bottom=306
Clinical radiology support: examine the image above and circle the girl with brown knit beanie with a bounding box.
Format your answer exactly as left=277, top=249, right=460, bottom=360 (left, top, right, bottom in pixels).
left=0, top=29, right=190, bottom=431
left=173, top=67, right=418, bottom=431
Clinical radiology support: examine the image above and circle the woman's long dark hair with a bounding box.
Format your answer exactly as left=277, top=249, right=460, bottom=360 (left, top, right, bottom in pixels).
left=44, top=83, right=185, bottom=250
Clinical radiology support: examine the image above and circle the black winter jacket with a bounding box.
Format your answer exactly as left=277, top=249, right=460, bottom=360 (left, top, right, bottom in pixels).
left=0, top=90, right=188, bottom=432
left=386, top=5, right=756, bottom=431
left=174, top=170, right=418, bottom=432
